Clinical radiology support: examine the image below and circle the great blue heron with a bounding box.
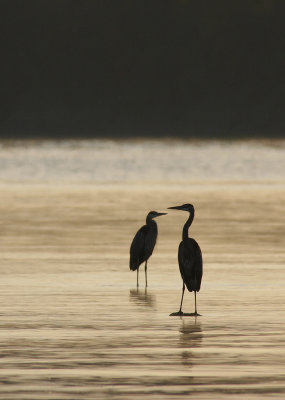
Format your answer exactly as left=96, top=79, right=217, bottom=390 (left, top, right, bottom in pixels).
left=168, top=204, right=203, bottom=316
left=129, top=211, right=167, bottom=287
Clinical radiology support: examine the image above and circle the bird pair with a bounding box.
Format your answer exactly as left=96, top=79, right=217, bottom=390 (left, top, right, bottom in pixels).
left=129, top=204, right=203, bottom=316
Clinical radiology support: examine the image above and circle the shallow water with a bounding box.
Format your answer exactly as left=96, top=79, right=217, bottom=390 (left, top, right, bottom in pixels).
left=0, top=179, right=285, bottom=399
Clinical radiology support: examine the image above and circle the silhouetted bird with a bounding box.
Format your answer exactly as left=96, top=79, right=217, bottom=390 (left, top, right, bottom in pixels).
left=130, top=211, right=167, bottom=287
left=168, top=204, right=203, bottom=316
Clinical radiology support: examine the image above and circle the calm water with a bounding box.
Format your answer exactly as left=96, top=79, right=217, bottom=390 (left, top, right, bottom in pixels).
left=0, top=139, right=285, bottom=399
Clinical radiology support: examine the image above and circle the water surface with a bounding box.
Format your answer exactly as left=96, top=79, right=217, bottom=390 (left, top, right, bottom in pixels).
left=0, top=140, right=285, bottom=399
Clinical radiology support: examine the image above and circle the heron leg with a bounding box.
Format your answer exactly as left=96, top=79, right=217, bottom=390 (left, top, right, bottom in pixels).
left=145, top=260, right=148, bottom=288
left=137, top=269, right=139, bottom=288
left=194, top=291, right=197, bottom=314
left=179, top=283, right=185, bottom=313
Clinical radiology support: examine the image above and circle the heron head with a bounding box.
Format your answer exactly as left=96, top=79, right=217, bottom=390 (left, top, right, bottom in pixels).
left=168, top=203, right=194, bottom=213
left=147, top=211, right=167, bottom=219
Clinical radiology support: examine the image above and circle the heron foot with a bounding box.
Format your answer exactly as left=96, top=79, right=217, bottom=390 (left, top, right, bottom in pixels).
left=169, top=311, right=184, bottom=316
left=169, top=311, right=202, bottom=317
left=184, top=312, right=202, bottom=317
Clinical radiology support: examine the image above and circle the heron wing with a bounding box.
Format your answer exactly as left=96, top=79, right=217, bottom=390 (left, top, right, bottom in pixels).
left=178, top=238, right=203, bottom=292
left=129, top=225, right=148, bottom=270
left=129, top=223, right=157, bottom=271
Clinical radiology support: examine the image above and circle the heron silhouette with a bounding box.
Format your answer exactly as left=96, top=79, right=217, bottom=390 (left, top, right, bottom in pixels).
left=168, top=204, right=203, bottom=316
left=130, top=211, right=167, bottom=287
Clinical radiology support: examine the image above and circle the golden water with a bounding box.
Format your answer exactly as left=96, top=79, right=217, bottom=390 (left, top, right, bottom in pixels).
left=0, top=183, right=284, bottom=399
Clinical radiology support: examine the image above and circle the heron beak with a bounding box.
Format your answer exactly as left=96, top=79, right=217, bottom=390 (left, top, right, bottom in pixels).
left=168, top=206, right=183, bottom=210
left=156, top=212, right=167, bottom=217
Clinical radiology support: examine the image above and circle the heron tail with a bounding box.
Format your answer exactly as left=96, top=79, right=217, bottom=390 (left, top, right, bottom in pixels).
left=185, top=279, right=201, bottom=292
left=129, top=258, right=140, bottom=271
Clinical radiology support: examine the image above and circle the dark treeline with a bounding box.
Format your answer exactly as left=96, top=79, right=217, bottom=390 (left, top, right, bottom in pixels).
left=0, top=0, right=284, bottom=138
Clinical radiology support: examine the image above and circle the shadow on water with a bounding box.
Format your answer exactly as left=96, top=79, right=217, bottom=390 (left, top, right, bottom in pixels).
left=129, top=288, right=156, bottom=308
left=179, top=320, right=203, bottom=367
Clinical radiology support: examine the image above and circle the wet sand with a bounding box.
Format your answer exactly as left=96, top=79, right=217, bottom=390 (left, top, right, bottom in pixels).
left=0, top=183, right=285, bottom=399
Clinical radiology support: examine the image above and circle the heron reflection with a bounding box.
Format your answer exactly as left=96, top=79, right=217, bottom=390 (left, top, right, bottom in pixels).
left=179, top=320, right=203, bottom=347
left=179, top=320, right=203, bottom=366
left=129, top=288, right=156, bottom=308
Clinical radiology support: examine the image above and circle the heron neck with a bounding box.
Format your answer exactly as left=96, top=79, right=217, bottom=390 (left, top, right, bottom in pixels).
left=146, top=216, right=156, bottom=226
left=183, top=212, right=194, bottom=240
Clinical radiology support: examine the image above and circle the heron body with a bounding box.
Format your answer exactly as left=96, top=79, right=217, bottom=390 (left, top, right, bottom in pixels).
left=168, top=204, right=203, bottom=316
left=178, top=238, right=202, bottom=293
left=129, top=211, right=166, bottom=287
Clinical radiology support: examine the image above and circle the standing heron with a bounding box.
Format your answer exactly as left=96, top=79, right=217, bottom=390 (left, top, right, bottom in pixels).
left=168, top=204, right=203, bottom=316
left=130, top=211, right=167, bottom=287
